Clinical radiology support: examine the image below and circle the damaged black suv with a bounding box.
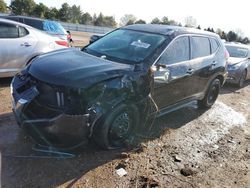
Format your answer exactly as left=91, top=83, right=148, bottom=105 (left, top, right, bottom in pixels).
left=11, top=24, right=228, bottom=149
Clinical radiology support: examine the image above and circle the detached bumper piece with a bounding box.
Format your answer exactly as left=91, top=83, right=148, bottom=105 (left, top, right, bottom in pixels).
left=11, top=74, right=90, bottom=149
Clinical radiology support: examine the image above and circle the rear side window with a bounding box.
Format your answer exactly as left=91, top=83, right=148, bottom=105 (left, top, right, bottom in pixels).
left=158, top=36, right=190, bottom=65
left=0, top=23, right=18, bottom=38
left=191, top=36, right=210, bottom=58
left=210, top=38, right=219, bottom=53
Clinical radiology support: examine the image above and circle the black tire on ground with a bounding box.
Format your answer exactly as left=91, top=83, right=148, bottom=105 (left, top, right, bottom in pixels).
left=93, top=104, right=139, bottom=149
left=198, top=78, right=221, bottom=108
left=238, top=69, right=247, bottom=88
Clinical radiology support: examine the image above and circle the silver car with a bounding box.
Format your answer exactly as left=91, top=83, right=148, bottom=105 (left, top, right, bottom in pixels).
left=225, top=43, right=250, bottom=87
left=0, top=18, right=67, bottom=78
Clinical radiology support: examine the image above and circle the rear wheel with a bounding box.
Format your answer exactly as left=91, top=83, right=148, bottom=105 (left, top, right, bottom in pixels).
left=93, top=104, right=139, bottom=149
left=198, top=78, right=220, bottom=108
left=238, top=69, right=247, bottom=88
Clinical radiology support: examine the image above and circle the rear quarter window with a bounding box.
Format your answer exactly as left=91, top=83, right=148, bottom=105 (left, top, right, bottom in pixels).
left=18, top=26, right=29, bottom=37
left=191, top=36, right=210, bottom=59
left=210, top=38, right=219, bottom=53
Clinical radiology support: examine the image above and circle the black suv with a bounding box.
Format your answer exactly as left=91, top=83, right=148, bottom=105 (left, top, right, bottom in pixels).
left=11, top=24, right=228, bottom=149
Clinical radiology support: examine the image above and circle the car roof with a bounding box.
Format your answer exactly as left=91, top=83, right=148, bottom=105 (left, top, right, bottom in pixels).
left=1, top=15, right=46, bottom=22
left=123, top=24, right=219, bottom=38
left=0, top=18, right=34, bottom=29
left=225, top=42, right=250, bottom=49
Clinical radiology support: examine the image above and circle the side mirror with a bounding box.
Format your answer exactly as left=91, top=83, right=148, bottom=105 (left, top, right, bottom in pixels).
left=89, top=34, right=103, bottom=44
left=153, top=64, right=171, bottom=83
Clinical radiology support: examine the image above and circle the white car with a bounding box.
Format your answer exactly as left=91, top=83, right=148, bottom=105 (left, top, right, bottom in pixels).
left=0, top=18, right=67, bottom=78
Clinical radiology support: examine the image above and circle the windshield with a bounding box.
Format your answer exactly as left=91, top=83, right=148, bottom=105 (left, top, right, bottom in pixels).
left=225, top=45, right=248, bottom=58
left=43, top=20, right=67, bottom=35
left=84, top=29, right=167, bottom=64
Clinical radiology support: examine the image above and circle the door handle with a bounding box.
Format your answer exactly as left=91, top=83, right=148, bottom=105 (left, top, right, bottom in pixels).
left=21, top=42, right=31, bottom=47
left=212, top=61, right=217, bottom=66
left=186, top=68, right=194, bottom=74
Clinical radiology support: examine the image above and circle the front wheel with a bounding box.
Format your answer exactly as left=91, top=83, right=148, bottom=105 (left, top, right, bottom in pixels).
left=198, top=78, right=220, bottom=108
left=93, top=104, right=139, bottom=149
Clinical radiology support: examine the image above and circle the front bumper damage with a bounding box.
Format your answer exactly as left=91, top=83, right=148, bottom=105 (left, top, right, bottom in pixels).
left=226, top=69, right=241, bottom=84
left=11, top=73, right=91, bottom=149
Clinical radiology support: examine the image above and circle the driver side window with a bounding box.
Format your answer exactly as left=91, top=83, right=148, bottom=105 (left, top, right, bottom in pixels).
left=158, top=36, right=190, bottom=65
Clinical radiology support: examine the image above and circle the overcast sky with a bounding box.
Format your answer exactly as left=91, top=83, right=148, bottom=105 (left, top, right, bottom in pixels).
left=5, top=0, right=250, bottom=37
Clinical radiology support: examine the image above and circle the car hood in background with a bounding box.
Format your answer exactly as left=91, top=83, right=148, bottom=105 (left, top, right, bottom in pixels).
left=28, top=48, right=133, bottom=88
left=227, top=57, right=245, bottom=65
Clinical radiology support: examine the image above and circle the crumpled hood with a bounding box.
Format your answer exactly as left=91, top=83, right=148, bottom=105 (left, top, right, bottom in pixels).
left=28, top=48, right=133, bottom=88
left=228, top=57, right=245, bottom=65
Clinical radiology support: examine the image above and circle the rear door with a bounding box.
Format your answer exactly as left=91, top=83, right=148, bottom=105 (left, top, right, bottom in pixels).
left=188, top=36, right=216, bottom=95
left=0, top=21, right=37, bottom=76
left=152, top=36, right=193, bottom=109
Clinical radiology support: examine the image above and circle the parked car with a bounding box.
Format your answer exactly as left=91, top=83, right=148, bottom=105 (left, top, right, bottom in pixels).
left=0, top=18, right=67, bottom=77
left=225, top=42, right=250, bottom=87
left=11, top=24, right=228, bottom=149
left=0, top=15, right=69, bottom=47
left=89, top=34, right=103, bottom=44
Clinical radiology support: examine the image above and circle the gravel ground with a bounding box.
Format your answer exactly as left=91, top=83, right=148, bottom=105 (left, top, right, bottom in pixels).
left=1, top=77, right=250, bottom=188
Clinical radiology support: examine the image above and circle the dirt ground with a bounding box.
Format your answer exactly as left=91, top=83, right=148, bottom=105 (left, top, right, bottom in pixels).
left=1, top=76, right=250, bottom=188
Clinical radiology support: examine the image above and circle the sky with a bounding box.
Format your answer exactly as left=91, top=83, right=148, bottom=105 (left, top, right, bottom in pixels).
left=4, top=0, right=250, bottom=37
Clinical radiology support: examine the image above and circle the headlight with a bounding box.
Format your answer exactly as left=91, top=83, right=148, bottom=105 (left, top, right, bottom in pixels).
left=228, top=63, right=241, bottom=71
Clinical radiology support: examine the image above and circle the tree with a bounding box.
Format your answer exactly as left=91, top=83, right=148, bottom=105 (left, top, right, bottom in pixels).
left=94, top=12, right=104, bottom=26
left=58, top=3, right=71, bottom=22
left=227, top=31, right=237, bottom=42
left=120, top=14, right=136, bottom=26
left=221, top=31, right=228, bottom=41
left=103, top=16, right=116, bottom=27
left=0, top=0, right=7, bottom=13
left=33, top=3, right=48, bottom=18
left=10, top=0, right=36, bottom=15
left=168, top=19, right=179, bottom=26
left=70, top=5, right=82, bottom=23
left=197, top=25, right=201, bottom=29
left=241, top=37, right=250, bottom=44
left=80, top=12, right=92, bottom=25
left=161, top=16, right=169, bottom=25
left=151, top=17, right=161, bottom=24
left=44, top=7, right=59, bottom=20
left=135, top=19, right=146, bottom=24
left=184, top=16, right=197, bottom=28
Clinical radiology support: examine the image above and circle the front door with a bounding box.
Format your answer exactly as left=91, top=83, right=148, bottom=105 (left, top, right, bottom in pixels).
left=152, top=36, right=193, bottom=109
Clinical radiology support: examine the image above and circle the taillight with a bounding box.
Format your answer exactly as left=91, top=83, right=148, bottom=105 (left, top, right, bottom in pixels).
left=224, top=47, right=229, bottom=60
left=55, top=41, right=69, bottom=47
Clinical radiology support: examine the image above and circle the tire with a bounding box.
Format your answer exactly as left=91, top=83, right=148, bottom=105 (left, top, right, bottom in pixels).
left=198, top=78, right=220, bottom=108
left=238, top=69, right=247, bottom=88
left=93, top=104, right=139, bottom=149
